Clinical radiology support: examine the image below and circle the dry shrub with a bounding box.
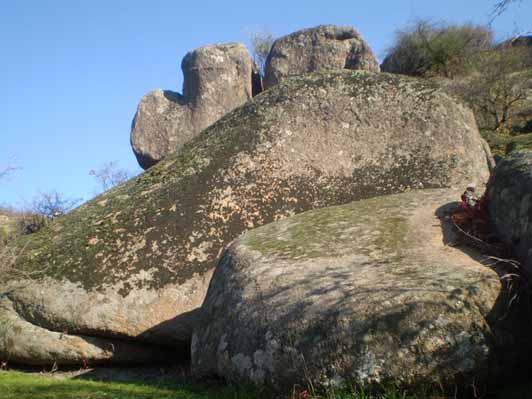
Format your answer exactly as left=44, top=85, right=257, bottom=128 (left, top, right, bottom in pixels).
left=382, top=19, right=493, bottom=78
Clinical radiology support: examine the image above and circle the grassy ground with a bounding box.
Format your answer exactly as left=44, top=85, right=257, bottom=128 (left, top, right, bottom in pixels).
left=2, top=370, right=532, bottom=399
left=0, top=370, right=270, bottom=399
left=0, top=369, right=431, bottom=399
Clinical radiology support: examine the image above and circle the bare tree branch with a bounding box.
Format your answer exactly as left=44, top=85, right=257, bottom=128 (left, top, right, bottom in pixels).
left=89, top=161, right=132, bottom=193
left=493, top=0, right=517, bottom=17
left=0, top=161, right=20, bottom=180
left=491, top=0, right=528, bottom=31
left=248, top=30, right=274, bottom=76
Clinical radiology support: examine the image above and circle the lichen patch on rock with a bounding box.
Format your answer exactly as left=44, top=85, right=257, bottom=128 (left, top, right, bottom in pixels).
left=192, top=190, right=513, bottom=390
left=6, top=70, right=489, bottom=366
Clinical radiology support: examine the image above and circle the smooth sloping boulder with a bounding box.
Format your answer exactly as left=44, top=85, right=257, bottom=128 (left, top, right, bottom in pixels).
left=487, top=150, right=532, bottom=276
left=4, top=71, right=489, bottom=365
left=0, top=299, right=172, bottom=366
left=192, top=189, right=516, bottom=389
left=263, top=25, right=380, bottom=88
left=131, top=43, right=256, bottom=169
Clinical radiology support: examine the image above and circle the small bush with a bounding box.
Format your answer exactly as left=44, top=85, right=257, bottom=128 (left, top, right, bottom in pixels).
left=15, top=213, right=48, bottom=235
left=0, top=208, right=48, bottom=245
left=30, top=190, right=81, bottom=220
left=382, top=20, right=493, bottom=78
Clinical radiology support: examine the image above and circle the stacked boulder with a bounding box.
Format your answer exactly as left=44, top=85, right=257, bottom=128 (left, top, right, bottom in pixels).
left=131, top=43, right=258, bottom=169
left=3, top=69, right=491, bottom=367
left=264, top=25, right=380, bottom=88
left=130, top=25, right=381, bottom=169
left=4, top=24, right=526, bottom=393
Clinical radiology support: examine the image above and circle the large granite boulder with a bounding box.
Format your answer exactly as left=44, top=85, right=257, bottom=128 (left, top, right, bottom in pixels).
left=3, top=71, right=489, bottom=366
left=263, top=25, right=380, bottom=89
left=487, top=150, right=532, bottom=277
left=131, top=43, right=256, bottom=169
left=192, top=190, right=518, bottom=390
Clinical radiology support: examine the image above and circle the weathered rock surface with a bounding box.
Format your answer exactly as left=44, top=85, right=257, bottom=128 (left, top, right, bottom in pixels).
left=192, top=189, right=516, bottom=389
left=4, top=71, right=489, bottom=365
left=131, top=43, right=255, bottom=169
left=263, top=25, right=380, bottom=88
left=487, top=150, right=532, bottom=276
left=0, top=299, right=173, bottom=366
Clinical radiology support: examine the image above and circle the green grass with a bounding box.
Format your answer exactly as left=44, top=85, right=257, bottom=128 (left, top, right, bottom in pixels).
left=0, top=371, right=268, bottom=399
left=1, top=371, right=532, bottom=399
left=0, top=371, right=431, bottom=399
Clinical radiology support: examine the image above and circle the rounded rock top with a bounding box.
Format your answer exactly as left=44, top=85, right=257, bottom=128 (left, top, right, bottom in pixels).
left=264, top=24, right=380, bottom=88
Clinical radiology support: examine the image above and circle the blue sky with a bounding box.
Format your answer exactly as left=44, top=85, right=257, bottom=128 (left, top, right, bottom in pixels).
left=2, top=0, right=531, bottom=207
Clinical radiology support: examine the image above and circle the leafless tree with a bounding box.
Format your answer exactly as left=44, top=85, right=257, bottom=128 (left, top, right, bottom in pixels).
left=89, top=161, right=132, bottom=192
left=493, top=0, right=523, bottom=18
left=0, top=167, right=33, bottom=297
left=249, top=30, right=274, bottom=76
left=0, top=166, right=15, bottom=180
left=0, top=163, right=64, bottom=298
left=0, top=159, right=20, bottom=180
left=492, top=0, right=531, bottom=36
left=31, top=191, right=81, bottom=219
left=455, top=46, right=532, bottom=129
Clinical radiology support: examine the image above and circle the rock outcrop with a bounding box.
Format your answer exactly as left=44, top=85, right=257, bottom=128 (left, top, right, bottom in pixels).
left=131, top=43, right=256, bottom=169
left=4, top=71, right=489, bottom=365
left=0, top=300, right=173, bottom=366
left=487, top=150, right=532, bottom=276
left=192, top=189, right=517, bottom=389
left=263, top=25, right=380, bottom=89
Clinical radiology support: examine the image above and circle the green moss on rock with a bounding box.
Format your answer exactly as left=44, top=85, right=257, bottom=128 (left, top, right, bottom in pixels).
left=13, top=71, right=488, bottom=293
left=242, top=193, right=411, bottom=260
left=4, top=71, right=491, bottom=362
left=192, top=189, right=515, bottom=391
